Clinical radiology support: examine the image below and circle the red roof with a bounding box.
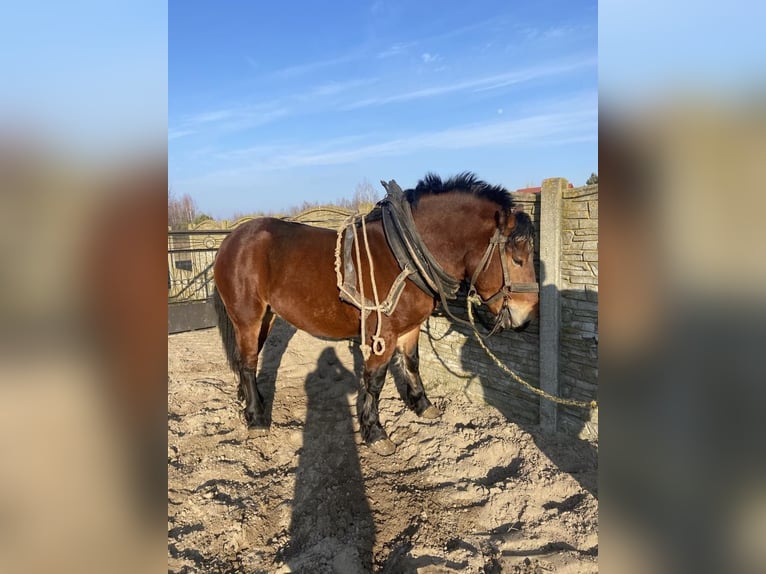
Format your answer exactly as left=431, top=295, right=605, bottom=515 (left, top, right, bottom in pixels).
left=514, top=182, right=574, bottom=193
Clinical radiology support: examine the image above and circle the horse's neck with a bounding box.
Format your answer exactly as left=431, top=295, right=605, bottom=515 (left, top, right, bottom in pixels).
left=412, top=194, right=495, bottom=281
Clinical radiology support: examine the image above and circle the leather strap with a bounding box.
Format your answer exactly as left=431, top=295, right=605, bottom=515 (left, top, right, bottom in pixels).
left=338, top=218, right=414, bottom=317
left=379, top=180, right=461, bottom=299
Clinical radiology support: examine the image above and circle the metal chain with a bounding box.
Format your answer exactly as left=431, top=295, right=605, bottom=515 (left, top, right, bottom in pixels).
left=466, top=294, right=597, bottom=410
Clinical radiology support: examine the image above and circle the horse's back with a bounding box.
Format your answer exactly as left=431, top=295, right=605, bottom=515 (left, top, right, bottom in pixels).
left=217, top=217, right=325, bottom=282
left=214, top=217, right=275, bottom=289
left=214, top=217, right=358, bottom=337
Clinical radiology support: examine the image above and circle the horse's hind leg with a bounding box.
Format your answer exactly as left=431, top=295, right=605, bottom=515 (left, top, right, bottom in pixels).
left=391, top=325, right=440, bottom=419
left=238, top=366, right=267, bottom=428
left=237, top=306, right=276, bottom=430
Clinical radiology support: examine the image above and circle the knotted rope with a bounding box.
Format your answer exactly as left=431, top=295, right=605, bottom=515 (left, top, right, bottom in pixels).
left=334, top=213, right=386, bottom=360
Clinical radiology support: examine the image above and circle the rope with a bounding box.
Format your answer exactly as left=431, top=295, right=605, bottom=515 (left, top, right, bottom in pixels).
left=333, top=213, right=354, bottom=292
left=359, top=213, right=386, bottom=356
left=351, top=217, right=371, bottom=359
left=334, top=213, right=386, bottom=360
left=466, top=293, right=598, bottom=410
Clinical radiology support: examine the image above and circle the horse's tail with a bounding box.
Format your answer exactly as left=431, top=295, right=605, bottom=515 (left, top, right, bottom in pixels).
left=213, top=288, right=241, bottom=373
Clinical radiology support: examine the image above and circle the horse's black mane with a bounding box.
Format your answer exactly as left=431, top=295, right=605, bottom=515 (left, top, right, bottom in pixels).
left=406, top=172, right=513, bottom=213
left=366, top=172, right=532, bottom=244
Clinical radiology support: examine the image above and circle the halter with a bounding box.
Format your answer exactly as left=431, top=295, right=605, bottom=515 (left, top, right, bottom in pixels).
left=466, top=227, right=539, bottom=309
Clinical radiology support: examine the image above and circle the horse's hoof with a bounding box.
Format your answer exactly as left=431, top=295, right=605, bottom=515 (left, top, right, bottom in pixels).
left=247, top=425, right=270, bottom=437
left=246, top=415, right=270, bottom=434
left=420, top=405, right=441, bottom=419
left=369, top=438, right=396, bottom=456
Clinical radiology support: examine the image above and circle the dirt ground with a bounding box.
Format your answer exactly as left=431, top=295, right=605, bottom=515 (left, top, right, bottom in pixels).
left=168, top=320, right=598, bottom=573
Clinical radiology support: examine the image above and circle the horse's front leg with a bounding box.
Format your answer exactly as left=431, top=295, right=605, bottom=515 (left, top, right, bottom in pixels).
left=391, top=325, right=440, bottom=419
left=357, top=355, right=396, bottom=456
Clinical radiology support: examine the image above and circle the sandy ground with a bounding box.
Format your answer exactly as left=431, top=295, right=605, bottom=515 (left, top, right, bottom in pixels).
left=168, top=320, right=598, bottom=573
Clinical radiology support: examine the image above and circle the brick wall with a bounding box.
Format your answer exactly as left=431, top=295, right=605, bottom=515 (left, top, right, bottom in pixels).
left=559, top=184, right=598, bottom=439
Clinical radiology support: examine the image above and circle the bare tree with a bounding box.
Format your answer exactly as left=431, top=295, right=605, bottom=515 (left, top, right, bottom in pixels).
left=168, top=188, right=198, bottom=230
left=352, top=178, right=379, bottom=211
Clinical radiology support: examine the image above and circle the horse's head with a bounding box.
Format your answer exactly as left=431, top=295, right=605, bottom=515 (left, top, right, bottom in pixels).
left=468, top=208, right=539, bottom=333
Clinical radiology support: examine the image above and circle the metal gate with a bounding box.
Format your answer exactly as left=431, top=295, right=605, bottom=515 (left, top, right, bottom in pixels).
left=167, top=229, right=230, bottom=333
left=167, top=208, right=354, bottom=334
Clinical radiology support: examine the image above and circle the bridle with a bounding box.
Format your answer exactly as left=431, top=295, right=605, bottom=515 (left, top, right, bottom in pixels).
left=466, top=227, right=539, bottom=308
left=373, top=179, right=538, bottom=333
left=462, top=231, right=596, bottom=409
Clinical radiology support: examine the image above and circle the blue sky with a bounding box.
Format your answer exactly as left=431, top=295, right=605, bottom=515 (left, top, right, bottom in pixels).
left=170, top=0, right=597, bottom=218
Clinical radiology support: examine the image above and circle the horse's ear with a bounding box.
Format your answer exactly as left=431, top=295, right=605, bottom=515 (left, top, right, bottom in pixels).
left=495, top=209, right=508, bottom=231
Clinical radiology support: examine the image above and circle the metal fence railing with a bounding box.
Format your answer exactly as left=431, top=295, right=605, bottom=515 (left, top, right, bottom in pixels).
left=168, top=229, right=231, bottom=303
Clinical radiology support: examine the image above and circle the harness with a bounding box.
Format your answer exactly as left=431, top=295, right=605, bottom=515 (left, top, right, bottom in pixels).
left=335, top=179, right=596, bottom=410
left=335, top=179, right=539, bottom=343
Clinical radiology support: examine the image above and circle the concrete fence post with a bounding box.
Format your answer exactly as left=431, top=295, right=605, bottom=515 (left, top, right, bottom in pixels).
left=539, top=177, right=567, bottom=432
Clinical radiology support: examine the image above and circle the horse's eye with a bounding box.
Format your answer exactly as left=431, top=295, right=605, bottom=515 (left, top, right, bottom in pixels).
left=509, top=246, right=523, bottom=266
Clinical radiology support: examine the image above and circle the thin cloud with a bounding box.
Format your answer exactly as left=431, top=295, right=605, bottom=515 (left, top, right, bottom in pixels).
left=186, top=109, right=235, bottom=124
left=215, top=107, right=290, bottom=132
left=519, top=23, right=581, bottom=41
left=269, top=52, right=361, bottom=79
left=168, top=128, right=195, bottom=141
left=199, top=105, right=595, bottom=173
left=169, top=104, right=290, bottom=139
left=544, top=25, right=573, bottom=38
left=377, top=42, right=416, bottom=59
left=370, top=0, right=385, bottom=15
left=376, top=16, right=509, bottom=60
left=212, top=132, right=375, bottom=163
left=307, top=77, right=379, bottom=98
left=343, top=57, right=596, bottom=109
left=175, top=109, right=595, bottom=195
left=171, top=76, right=377, bottom=139
left=470, top=60, right=593, bottom=92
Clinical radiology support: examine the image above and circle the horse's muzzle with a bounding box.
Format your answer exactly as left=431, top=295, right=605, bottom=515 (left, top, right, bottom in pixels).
left=491, top=301, right=536, bottom=334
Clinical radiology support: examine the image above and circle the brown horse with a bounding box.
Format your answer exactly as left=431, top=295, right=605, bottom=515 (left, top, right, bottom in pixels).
left=213, top=173, right=538, bottom=455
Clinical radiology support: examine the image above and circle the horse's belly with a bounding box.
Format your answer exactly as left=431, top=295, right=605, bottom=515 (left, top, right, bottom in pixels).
left=271, top=297, right=359, bottom=341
